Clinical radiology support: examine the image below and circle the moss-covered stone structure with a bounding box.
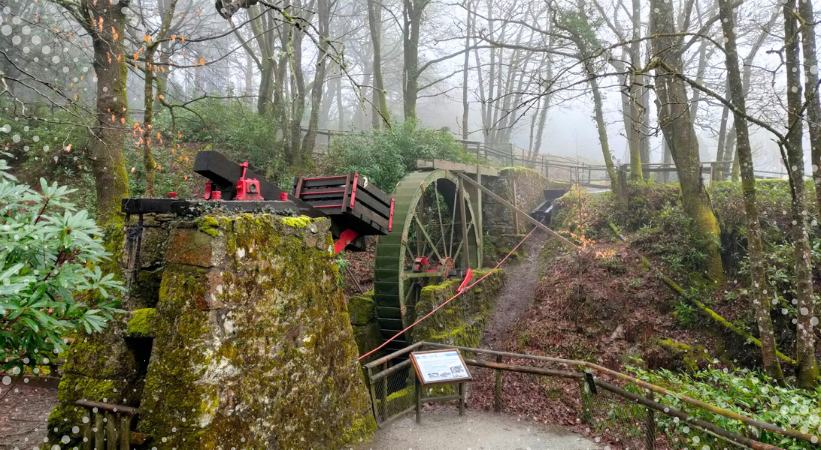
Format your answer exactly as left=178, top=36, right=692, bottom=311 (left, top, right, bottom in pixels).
left=47, top=213, right=375, bottom=449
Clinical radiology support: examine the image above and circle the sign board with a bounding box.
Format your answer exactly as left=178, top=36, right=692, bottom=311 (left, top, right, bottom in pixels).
left=409, top=349, right=472, bottom=385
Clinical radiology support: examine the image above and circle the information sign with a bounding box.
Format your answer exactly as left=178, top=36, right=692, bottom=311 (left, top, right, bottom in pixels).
left=409, top=349, right=472, bottom=385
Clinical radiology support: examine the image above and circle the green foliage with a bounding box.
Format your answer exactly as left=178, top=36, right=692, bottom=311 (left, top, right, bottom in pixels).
left=323, top=122, right=472, bottom=192
left=154, top=99, right=287, bottom=182
left=632, top=368, right=821, bottom=449
left=0, top=159, right=123, bottom=371
left=0, top=105, right=96, bottom=211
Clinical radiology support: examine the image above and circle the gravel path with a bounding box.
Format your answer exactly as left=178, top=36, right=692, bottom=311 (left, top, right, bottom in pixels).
left=352, top=409, right=599, bottom=450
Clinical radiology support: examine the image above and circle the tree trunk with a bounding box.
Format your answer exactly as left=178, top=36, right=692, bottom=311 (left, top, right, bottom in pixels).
left=718, top=0, right=784, bottom=381
left=86, top=0, right=130, bottom=233
left=300, top=0, right=331, bottom=158
left=461, top=0, right=474, bottom=140
left=784, top=0, right=819, bottom=389
left=650, top=0, right=724, bottom=282
left=714, top=104, right=730, bottom=178
left=368, top=0, right=390, bottom=128
left=142, top=49, right=158, bottom=197
left=402, top=0, right=425, bottom=122
left=798, top=0, right=821, bottom=221
left=590, top=73, right=618, bottom=191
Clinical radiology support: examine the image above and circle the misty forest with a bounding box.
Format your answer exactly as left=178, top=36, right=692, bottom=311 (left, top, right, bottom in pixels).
left=1, top=0, right=821, bottom=448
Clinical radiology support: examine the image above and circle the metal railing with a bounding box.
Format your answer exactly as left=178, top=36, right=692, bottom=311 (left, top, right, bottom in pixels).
left=363, top=341, right=818, bottom=450
left=74, top=400, right=139, bottom=450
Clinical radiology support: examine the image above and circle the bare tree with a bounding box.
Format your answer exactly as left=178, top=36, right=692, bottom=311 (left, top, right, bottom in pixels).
left=783, top=0, right=819, bottom=389
left=717, top=0, right=783, bottom=381
left=649, top=0, right=724, bottom=281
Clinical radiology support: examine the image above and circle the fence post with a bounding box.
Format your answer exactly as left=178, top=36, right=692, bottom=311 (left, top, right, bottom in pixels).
left=415, top=376, right=422, bottom=424
left=493, top=355, right=503, bottom=412
left=119, top=415, right=131, bottom=450
left=105, top=412, right=118, bottom=450
left=644, top=393, right=657, bottom=449
left=380, top=362, right=388, bottom=422
left=366, top=367, right=381, bottom=425
left=94, top=412, right=104, bottom=450
left=579, top=375, right=593, bottom=425
left=458, top=382, right=466, bottom=416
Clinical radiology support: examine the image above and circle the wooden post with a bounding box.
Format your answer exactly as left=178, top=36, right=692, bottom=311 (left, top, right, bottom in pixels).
left=380, top=362, right=388, bottom=422
left=645, top=394, right=657, bottom=449
left=105, top=412, right=118, bottom=450
left=94, top=412, right=104, bottom=450
left=458, top=382, right=465, bottom=416
left=493, top=355, right=503, bottom=412
left=415, top=376, right=422, bottom=424
left=511, top=178, right=520, bottom=235
left=579, top=378, right=593, bottom=425
left=119, top=415, right=131, bottom=450
left=367, top=367, right=381, bottom=426
left=82, top=416, right=93, bottom=450
left=457, top=178, right=470, bottom=268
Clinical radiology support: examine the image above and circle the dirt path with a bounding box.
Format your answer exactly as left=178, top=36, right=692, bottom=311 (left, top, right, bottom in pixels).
left=482, top=232, right=547, bottom=349
left=352, top=409, right=599, bottom=450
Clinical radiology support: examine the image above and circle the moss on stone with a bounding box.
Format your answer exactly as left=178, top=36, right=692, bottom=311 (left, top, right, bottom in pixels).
left=137, top=213, right=374, bottom=449
left=196, top=215, right=221, bottom=237
left=280, top=215, right=314, bottom=229
left=60, top=322, right=137, bottom=379
left=127, top=308, right=157, bottom=337
left=413, top=269, right=504, bottom=347
left=349, top=292, right=376, bottom=326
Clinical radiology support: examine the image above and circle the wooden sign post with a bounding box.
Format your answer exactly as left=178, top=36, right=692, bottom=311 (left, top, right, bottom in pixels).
left=409, top=349, right=472, bottom=424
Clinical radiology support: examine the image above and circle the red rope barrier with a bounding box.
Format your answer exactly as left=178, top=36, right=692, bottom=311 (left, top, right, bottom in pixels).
left=357, top=227, right=538, bottom=362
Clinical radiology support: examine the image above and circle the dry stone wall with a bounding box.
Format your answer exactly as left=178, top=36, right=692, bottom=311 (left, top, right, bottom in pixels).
left=47, top=213, right=375, bottom=449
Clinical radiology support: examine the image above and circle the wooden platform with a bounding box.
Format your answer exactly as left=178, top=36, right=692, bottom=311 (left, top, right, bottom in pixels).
left=415, top=159, right=499, bottom=177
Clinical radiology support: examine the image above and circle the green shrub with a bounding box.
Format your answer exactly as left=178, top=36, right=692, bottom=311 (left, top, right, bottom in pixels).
left=322, top=122, right=472, bottom=192
left=0, top=159, right=123, bottom=371
left=632, top=368, right=821, bottom=449
left=154, top=99, right=286, bottom=182
left=0, top=105, right=96, bottom=211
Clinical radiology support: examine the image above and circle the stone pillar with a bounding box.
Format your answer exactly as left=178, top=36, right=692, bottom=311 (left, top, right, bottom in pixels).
left=48, top=213, right=375, bottom=449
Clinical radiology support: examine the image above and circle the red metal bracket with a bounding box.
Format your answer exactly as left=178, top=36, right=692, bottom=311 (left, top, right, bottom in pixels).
left=349, top=172, right=359, bottom=209
left=235, top=161, right=264, bottom=201
left=388, top=197, right=395, bottom=232
left=334, top=229, right=359, bottom=254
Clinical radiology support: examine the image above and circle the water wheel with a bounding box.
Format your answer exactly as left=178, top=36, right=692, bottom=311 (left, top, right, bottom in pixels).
left=373, top=170, right=481, bottom=353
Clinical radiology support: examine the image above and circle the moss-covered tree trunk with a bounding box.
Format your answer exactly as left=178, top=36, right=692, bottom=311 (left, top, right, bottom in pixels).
left=718, top=0, right=784, bottom=382
left=369, top=0, right=390, bottom=128
left=649, top=0, right=724, bottom=282
left=783, top=0, right=819, bottom=389
left=79, top=0, right=131, bottom=272
left=798, top=0, right=821, bottom=224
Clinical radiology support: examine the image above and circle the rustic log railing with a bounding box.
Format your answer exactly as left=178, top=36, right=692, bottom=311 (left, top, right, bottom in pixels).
left=363, top=341, right=818, bottom=450
left=74, top=400, right=139, bottom=450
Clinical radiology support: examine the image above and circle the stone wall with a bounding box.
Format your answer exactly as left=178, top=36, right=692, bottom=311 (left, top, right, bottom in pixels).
left=47, top=213, right=375, bottom=449
left=412, top=269, right=505, bottom=347
left=347, top=291, right=382, bottom=358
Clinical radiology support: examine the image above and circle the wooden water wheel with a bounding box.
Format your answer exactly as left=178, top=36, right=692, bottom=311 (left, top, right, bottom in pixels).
left=372, top=170, right=481, bottom=353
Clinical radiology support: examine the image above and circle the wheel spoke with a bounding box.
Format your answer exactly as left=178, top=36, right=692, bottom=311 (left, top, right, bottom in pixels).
left=434, top=180, right=447, bottom=257
left=414, top=213, right=443, bottom=261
